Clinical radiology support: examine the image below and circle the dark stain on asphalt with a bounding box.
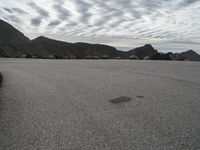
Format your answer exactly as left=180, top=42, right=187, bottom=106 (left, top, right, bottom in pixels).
left=109, top=96, right=132, bottom=104
left=136, top=95, right=144, bottom=98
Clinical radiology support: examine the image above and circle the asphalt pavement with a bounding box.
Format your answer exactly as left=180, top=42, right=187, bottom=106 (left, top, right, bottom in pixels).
left=0, top=59, right=200, bottom=150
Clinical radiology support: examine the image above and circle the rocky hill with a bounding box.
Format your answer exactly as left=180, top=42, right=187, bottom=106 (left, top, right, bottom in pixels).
left=0, top=19, right=122, bottom=58
left=0, top=19, right=44, bottom=57
left=32, top=36, right=122, bottom=59
left=180, top=50, right=200, bottom=61
left=128, top=44, right=158, bottom=59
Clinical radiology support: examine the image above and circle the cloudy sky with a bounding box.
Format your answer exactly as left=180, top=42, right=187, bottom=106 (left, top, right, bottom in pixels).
left=0, top=0, right=200, bottom=53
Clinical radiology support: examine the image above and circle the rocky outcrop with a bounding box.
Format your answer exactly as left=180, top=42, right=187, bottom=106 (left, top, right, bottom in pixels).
left=0, top=19, right=45, bottom=57
left=170, top=53, right=185, bottom=61
left=128, top=44, right=158, bottom=59
left=151, top=52, right=173, bottom=60
left=129, top=55, right=138, bottom=59
left=180, top=50, right=200, bottom=61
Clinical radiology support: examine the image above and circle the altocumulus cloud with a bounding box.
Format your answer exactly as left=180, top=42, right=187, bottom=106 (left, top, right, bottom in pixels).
left=0, top=0, right=200, bottom=53
left=31, top=17, right=42, bottom=26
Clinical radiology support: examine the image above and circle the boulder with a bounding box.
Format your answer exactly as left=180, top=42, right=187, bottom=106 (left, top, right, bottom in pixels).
left=143, top=56, right=151, bottom=60
left=129, top=55, right=138, bottom=60
left=102, top=55, right=109, bottom=59
left=47, top=55, right=56, bottom=59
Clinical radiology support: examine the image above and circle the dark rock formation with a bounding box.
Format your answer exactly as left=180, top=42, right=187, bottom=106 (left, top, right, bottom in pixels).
left=170, top=53, right=185, bottom=61
left=151, top=52, right=173, bottom=60
left=0, top=19, right=44, bottom=57
left=128, top=44, right=158, bottom=59
left=32, top=37, right=122, bottom=59
left=180, top=50, right=200, bottom=61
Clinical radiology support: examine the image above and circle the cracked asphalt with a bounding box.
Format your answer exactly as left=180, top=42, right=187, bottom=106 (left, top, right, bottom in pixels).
left=0, top=59, right=200, bottom=150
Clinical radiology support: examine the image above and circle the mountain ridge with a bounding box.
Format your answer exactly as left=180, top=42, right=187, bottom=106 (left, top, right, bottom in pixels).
left=0, top=19, right=200, bottom=61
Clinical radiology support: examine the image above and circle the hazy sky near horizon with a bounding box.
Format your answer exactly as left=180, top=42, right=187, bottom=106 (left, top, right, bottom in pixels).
left=0, top=0, right=200, bottom=53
